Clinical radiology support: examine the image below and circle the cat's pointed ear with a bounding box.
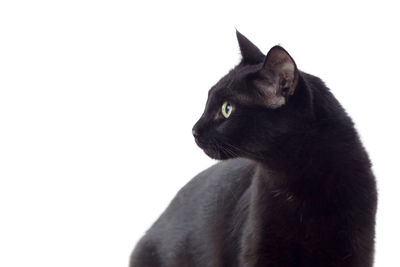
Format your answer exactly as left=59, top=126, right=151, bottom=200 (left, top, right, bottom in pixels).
left=236, top=30, right=264, bottom=64
left=253, top=46, right=299, bottom=108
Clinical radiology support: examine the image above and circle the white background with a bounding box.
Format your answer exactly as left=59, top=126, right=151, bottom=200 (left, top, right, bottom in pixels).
left=0, top=1, right=399, bottom=266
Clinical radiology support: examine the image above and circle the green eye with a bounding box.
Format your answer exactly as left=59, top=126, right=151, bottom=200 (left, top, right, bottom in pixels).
left=221, top=101, right=232, bottom=118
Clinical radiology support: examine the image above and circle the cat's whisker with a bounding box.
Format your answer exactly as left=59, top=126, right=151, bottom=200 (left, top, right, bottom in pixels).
left=219, top=142, right=239, bottom=157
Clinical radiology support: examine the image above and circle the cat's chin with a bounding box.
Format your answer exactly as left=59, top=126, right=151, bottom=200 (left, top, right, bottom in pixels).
left=195, top=138, right=236, bottom=160
left=201, top=147, right=234, bottom=160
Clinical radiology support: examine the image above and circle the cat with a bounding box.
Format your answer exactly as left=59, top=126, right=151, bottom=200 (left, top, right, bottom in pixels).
left=129, top=30, right=377, bottom=267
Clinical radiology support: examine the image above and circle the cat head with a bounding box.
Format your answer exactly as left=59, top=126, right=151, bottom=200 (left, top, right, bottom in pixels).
left=192, top=31, right=311, bottom=160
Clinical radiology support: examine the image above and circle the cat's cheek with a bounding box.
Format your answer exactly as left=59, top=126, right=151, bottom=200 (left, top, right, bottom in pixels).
left=215, top=122, right=238, bottom=139
left=215, top=122, right=228, bottom=134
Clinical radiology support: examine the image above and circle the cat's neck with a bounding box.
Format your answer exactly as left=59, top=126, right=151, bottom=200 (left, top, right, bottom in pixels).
left=255, top=74, right=371, bottom=190
left=252, top=130, right=370, bottom=211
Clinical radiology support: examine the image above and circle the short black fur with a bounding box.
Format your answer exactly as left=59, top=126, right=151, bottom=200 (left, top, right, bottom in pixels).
left=130, top=30, right=377, bottom=267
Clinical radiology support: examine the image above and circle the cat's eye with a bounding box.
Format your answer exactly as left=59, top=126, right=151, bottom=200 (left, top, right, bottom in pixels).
left=221, top=101, right=232, bottom=118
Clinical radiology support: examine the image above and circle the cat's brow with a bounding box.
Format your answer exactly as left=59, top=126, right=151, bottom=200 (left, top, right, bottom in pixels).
left=208, top=88, right=221, bottom=99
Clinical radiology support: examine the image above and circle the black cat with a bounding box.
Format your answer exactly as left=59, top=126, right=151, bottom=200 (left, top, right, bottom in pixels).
left=130, top=31, right=377, bottom=267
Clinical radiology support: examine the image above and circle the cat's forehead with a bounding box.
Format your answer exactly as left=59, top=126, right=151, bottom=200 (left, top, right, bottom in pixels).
left=209, top=74, right=235, bottom=95
left=208, top=63, right=262, bottom=97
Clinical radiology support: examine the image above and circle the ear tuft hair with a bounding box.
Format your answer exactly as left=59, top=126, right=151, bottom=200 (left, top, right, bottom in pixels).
left=253, top=46, right=299, bottom=108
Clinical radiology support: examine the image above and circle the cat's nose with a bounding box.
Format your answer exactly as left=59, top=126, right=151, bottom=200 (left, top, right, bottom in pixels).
left=192, top=128, right=200, bottom=138
left=192, top=119, right=205, bottom=139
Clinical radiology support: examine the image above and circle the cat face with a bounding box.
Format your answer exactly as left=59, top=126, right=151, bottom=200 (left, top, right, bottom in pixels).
left=192, top=31, right=303, bottom=160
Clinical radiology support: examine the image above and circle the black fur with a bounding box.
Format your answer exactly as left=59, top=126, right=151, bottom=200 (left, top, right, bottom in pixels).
left=130, top=31, right=377, bottom=267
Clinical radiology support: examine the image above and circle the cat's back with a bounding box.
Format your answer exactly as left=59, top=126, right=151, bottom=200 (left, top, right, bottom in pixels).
left=130, top=158, right=257, bottom=267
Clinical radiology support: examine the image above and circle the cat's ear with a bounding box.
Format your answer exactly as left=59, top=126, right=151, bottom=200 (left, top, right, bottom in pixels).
left=236, top=30, right=264, bottom=64
left=253, top=46, right=299, bottom=108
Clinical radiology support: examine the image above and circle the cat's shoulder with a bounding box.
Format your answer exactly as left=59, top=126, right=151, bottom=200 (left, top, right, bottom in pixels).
left=166, top=158, right=257, bottom=210
left=188, top=157, right=257, bottom=189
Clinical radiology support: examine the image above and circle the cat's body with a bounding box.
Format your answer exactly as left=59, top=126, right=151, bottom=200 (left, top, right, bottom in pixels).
left=130, top=32, right=377, bottom=267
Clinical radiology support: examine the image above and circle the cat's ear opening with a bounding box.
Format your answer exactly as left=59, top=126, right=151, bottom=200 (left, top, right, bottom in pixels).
left=236, top=30, right=264, bottom=65
left=253, top=46, right=299, bottom=108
